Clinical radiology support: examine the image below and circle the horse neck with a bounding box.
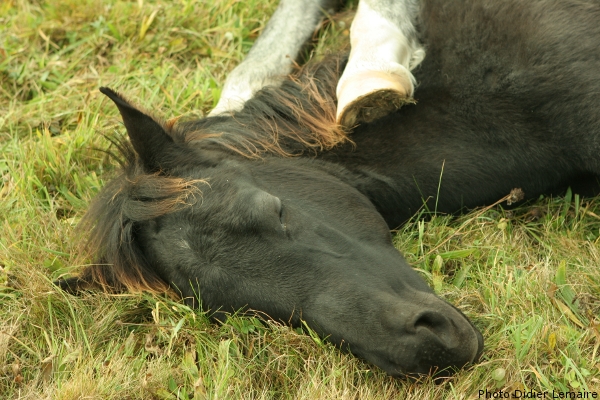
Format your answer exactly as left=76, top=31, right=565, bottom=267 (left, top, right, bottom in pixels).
left=306, top=147, right=419, bottom=229
left=313, top=103, right=466, bottom=229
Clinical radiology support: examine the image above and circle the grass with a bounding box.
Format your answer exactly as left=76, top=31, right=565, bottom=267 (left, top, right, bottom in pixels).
left=1, top=0, right=599, bottom=398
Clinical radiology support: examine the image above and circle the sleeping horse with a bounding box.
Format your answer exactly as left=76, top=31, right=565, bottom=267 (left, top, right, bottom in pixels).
left=58, top=0, right=600, bottom=378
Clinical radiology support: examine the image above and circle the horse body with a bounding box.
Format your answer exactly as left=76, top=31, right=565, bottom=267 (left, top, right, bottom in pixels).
left=323, top=0, right=600, bottom=227
left=64, top=0, right=600, bottom=377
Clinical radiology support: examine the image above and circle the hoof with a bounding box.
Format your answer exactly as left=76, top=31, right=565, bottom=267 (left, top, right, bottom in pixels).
left=336, top=70, right=414, bottom=128
left=337, top=89, right=415, bottom=128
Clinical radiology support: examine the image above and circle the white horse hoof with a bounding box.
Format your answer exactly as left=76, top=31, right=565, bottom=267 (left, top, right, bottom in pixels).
left=336, top=69, right=415, bottom=128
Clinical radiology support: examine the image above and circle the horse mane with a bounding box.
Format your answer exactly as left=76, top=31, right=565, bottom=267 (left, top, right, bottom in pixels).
left=73, top=137, right=206, bottom=294
left=173, top=54, right=351, bottom=157
left=72, top=54, right=349, bottom=294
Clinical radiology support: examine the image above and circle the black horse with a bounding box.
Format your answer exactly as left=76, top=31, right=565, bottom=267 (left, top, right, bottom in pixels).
left=60, top=0, right=600, bottom=378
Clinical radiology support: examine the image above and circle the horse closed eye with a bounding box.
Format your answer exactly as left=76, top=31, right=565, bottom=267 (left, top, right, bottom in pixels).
left=276, top=198, right=287, bottom=232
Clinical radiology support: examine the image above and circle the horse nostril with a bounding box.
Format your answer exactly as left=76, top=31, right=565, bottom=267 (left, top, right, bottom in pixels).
left=412, top=311, right=456, bottom=346
left=413, top=311, right=447, bottom=330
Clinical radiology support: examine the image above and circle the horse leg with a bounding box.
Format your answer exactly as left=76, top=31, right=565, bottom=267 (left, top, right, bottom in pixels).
left=336, top=0, right=425, bottom=128
left=209, top=0, right=341, bottom=116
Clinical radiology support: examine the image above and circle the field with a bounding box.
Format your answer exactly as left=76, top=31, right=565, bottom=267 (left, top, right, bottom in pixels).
left=1, top=0, right=599, bottom=398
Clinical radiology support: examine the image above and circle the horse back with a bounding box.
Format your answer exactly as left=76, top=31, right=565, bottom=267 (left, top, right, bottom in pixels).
left=416, top=0, right=600, bottom=167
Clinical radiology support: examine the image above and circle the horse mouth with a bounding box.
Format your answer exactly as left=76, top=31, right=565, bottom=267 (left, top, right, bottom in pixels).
left=375, top=330, right=483, bottom=379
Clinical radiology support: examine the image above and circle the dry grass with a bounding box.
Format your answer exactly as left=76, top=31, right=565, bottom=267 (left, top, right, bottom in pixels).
left=1, top=0, right=599, bottom=398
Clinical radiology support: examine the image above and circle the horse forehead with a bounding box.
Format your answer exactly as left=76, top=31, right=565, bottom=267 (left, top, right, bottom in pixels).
left=188, top=176, right=275, bottom=227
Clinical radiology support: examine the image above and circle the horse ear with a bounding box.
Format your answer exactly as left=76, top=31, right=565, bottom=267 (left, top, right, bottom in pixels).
left=100, top=87, right=173, bottom=171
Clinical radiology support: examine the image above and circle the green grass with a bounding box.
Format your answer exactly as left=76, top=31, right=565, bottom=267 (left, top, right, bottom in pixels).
left=1, top=0, right=599, bottom=398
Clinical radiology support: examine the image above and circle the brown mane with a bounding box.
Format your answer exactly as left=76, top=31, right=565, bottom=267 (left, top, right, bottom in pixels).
left=173, top=55, right=351, bottom=158
left=74, top=138, right=207, bottom=294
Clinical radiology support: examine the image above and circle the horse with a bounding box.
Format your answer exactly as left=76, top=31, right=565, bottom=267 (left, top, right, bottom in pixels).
left=58, top=0, right=600, bottom=378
